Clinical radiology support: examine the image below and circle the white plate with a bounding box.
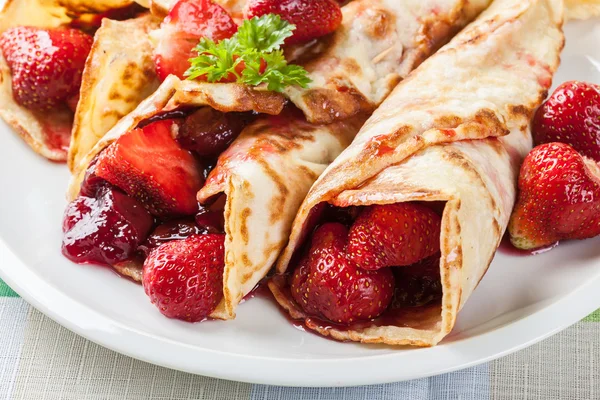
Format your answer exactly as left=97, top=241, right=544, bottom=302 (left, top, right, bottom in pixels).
left=1, top=19, right=600, bottom=388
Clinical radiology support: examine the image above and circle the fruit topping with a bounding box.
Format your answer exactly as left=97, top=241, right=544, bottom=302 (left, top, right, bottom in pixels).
left=176, top=108, right=254, bottom=157
left=195, top=206, right=225, bottom=233
left=95, top=119, right=204, bottom=218
left=62, top=186, right=153, bottom=265
left=290, top=223, right=394, bottom=324
left=347, top=203, right=441, bottom=270
left=533, top=81, right=600, bottom=162
left=143, top=234, right=225, bottom=322
left=138, top=219, right=205, bottom=258
left=0, top=27, right=92, bottom=111
left=186, top=14, right=310, bottom=91
left=244, top=0, right=343, bottom=45
left=392, top=255, right=442, bottom=308
left=152, top=0, right=238, bottom=81
left=79, top=158, right=106, bottom=198
left=509, top=142, right=600, bottom=250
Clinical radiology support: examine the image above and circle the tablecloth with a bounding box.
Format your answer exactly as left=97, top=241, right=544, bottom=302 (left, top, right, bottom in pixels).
left=0, top=279, right=598, bottom=399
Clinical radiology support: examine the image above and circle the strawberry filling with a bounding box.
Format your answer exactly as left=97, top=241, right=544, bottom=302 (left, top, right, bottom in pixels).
left=284, top=203, right=444, bottom=328
left=61, top=107, right=254, bottom=321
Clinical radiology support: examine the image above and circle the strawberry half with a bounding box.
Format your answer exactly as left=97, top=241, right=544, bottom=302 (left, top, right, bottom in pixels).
left=0, top=27, right=93, bottom=110
left=509, top=142, right=600, bottom=250
left=290, top=223, right=394, bottom=324
left=347, top=203, right=441, bottom=270
left=143, top=234, right=225, bottom=322
left=152, top=0, right=238, bottom=81
left=244, top=0, right=343, bottom=45
left=95, top=119, right=204, bottom=218
left=533, top=81, right=600, bottom=162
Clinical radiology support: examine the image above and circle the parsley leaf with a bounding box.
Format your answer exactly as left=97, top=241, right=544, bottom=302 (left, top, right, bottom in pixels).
left=242, top=50, right=311, bottom=92
left=184, top=14, right=311, bottom=92
left=236, top=14, right=295, bottom=53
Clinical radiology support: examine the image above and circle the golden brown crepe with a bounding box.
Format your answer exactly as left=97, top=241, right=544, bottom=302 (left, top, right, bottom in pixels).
left=565, top=0, right=600, bottom=19
left=270, top=0, right=565, bottom=346
left=0, top=0, right=158, bottom=162
left=68, top=15, right=160, bottom=170
left=285, top=0, right=492, bottom=124
left=66, top=0, right=493, bottom=320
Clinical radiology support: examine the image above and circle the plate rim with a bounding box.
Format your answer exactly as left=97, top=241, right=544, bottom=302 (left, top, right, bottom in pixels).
left=1, top=237, right=600, bottom=387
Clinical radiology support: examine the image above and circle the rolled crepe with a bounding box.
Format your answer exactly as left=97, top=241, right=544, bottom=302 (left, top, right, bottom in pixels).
left=0, top=1, right=158, bottom=162
left=68, top=15, right=160, bottom=170
left=270, top=0, right=564, bottom=346
left=284, top=0, right=492, bottom=124
left=67, top=0, right=493, bottom=320
left=565, top=0, right=600, bottom=19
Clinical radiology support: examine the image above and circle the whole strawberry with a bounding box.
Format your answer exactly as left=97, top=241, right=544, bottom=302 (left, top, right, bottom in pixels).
left=244, top=0, right=342, bottom=44
left=0, top=27, right=93, bottom=110
left=509, top=142, right=600, bottom=250
left=143, top=234, right=225, bottom=322
left=347, top=203, right=441, bottom=270
left=290, top=223, right=394, bottom=324
left=533, top=81, right=600, bottom=162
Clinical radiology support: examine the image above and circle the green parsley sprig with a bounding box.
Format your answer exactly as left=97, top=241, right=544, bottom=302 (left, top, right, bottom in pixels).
left=184, top=14, right=311, bottom=92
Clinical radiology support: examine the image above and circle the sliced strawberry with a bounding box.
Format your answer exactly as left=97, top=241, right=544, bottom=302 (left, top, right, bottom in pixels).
left=244, top=0, right=342, bottom=44
left=143, top=234, right=225, bottom=322
left=152, top=0, right=238, bottom=81
left=95, top=119, right=204, bottom=218
left=0, top=27, right=92, bottom=110
left=509, top=142, right=600, bottom=250
left=533, top=81, right=600, bottom=162
left=346, top=203, right=441, bottom=270
left=290, top=223, right=394, bottom=324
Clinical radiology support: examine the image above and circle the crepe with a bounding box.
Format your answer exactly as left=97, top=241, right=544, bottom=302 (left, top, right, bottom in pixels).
left=67, top=0, right=493, bottom=320
left=284, top=0, right=492, bottom=124
left=270, top=0, right=565, bottom=346
left=68, top=75, right=286, bottom=200
left=68, top=15, right=160, bottom=170
left=565, top=0, right=600, bottom=19
left=0, top=1, right=157, bottom=161
left=197, top=111, right=366, bottom=319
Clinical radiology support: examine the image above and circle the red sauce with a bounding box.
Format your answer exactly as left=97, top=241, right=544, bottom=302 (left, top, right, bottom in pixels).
left=241, top=282, right=273, bottom=303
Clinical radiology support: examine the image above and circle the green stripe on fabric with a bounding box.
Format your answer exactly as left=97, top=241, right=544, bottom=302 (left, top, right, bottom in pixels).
left=584, top=309, right=600, bottom=322
left=0, top=279, right=18, bottom=297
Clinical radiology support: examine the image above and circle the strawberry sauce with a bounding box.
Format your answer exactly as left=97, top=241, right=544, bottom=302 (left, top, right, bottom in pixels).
left=62, top=107, right=246, bottom=270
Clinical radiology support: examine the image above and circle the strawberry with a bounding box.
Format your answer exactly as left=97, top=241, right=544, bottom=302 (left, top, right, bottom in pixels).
left=347, top=203, right=441, bottom=270
left=95, top=119, right=204, bottom=218
left=0, top=27, right=92, bottom=111
left=152, top=0, right=238, bottom=81
left=244, top=0, right=342, bottom=44
left=290, top=223, right=394, bottom=324
left=176, top=108, right=254, bottom=156
left=533, top=81, right=600, bottom=162
left=62, top=186, right=154, bottom=266
left=392, top=255, right=442, bottom=308
left=509, top=142, right=600, bottom=250
left=143, top=234, right=225, bottom=322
